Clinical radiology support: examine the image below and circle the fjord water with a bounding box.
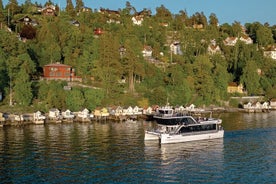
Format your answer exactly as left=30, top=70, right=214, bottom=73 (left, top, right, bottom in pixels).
left=0, top=112, right=275, bottom=184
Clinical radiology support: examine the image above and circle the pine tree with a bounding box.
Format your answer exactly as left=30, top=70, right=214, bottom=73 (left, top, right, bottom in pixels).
left=75, top=0, right=84, bottom=13
left=6, top=0, right=21, bottom=15
left=0, top=0, right=3, bottom=10
left=66, top=0, right=75, bottom=17
left=94, top=33, right=121, bottom=96
left=0, top=0, right=5, bottom=28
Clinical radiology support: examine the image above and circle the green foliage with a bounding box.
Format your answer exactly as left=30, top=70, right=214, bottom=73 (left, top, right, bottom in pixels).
left=229, top=98, right=240, bottom=108
left=256, top=25, right=274, bottom=46
left=65, top=88, right=85, bottom=111
left=146, top=86, right=168, bottom=105
left=93, top=33, right=121, bottom=97
left=83, top=88, right=104, bottom=110
left=13, top=69, right=33, bottom=105
left=75, top=0, right=84, bottom=13
left=38, top=81, right=66, bottom=109
left=192, top=55, right=215, bottom=105
left=241, top=60, right=260, bottom=95
left=65, top=0, right=75, bottom=17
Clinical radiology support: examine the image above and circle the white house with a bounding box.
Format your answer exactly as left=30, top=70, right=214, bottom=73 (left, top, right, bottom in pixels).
left=239, top=35, right=253, bottom=44
left=143, top=106, right=153, bottom=115
left=77, top=108, right=90, bottom=119
left=270, top=99, right=276, bottom=109
left=114, top=106, right=124, bottom=116
left=263, top=45, right=276, bottom=60
left=62, top=109, right=75, bottom=119
left=208, top=44, right=221, bottom=55
left=132, top=16, right=143, bottom=26
left=123, top=106, right=134, bottom=116
left=224, top=37, right=238, bottom=46
left=49, top=108, right=61, bottom=119
left=142, top=46, right=153, bottom=57
left=170, top=41, right=183, bottom=55
left=133, top=106, right=143, bottom=115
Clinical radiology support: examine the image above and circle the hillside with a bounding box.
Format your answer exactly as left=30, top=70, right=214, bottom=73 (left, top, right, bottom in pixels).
left=0, top=1, right=275, bottom=112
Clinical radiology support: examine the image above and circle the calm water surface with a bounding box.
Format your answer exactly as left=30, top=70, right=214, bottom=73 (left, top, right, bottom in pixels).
left=0, top=111, right=275, bottom=184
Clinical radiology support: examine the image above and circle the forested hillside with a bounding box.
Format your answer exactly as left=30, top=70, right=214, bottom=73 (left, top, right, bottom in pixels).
left=0, top=0, right=275, bottom=111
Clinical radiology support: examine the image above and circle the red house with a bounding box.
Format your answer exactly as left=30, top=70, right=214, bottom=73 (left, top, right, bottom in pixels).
left=94, top=28, right=104, bottom=35
left=43, top=63, right=82, bottom=82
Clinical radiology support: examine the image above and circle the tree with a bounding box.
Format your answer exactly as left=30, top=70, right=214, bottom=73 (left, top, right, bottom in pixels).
left=13, top=69, right=33, bottom=105
left=0, top=52, right=8, bottom=94
left=256, top=25, right=274, bottom=47
left=7, top=52, right=35, bottom=105
left=21, top=0, right=36, bottom=14
left=165, top=65, right=192, bottom=105
left=173, top=10, right=188, bottom=30
left=75, top=0, right=84, bottom=13
left=66, top=0, right=75, bottom=17
left=65, top=88, right=85, bottom=111
left=122, top=37, right=143, bottom=93
left=0, top=0, right=5, bottom=26
left=193, top=56, right=215, bottom=104
left=241, top=60, right=260, bottom=95
left=6, top=0, right=21, bottom=16
left=83, top=88, right=104, bottom=110
left=211, top=56, right=230, bottom=101
left=232, top=21, right=242, bottom=37
left=38, top=81, right=66, bottom=109
left=155, top=5, right=172, bottom=23
left=93, top=33, right=121, bottom=96
left=0, top=0, right=3, bottom=10
left=209, top=13, right=219, bottom=27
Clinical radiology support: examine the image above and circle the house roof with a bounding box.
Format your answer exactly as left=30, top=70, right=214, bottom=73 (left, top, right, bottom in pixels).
left=17, top=16, right=32, bottom=22
left=208, top=44, right=220, bottom=50
left=99, top=8, right=120, bottom=16
left=44, top=63, right=71, bottom=68
left=228, top=82, right=238, bottom=87
left=264, top=45, right=276, bottom=51
left=143, top=45, right=152, bottom=51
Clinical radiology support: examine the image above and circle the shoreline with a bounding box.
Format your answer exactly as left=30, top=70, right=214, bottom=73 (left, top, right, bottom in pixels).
left=1, top=107, right=273, bottom=127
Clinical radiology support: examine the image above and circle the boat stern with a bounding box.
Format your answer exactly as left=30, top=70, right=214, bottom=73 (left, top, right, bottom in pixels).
left=144, top=131, right=160, bottom=141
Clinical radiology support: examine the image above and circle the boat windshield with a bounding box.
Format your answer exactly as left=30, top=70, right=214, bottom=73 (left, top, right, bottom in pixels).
left=182, top=117, right=197, bottom=125
left=158, top=109, right=173, bottom=116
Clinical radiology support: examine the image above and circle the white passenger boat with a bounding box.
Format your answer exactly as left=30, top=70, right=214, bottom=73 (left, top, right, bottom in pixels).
left=145, top=116, right=224, bottom=144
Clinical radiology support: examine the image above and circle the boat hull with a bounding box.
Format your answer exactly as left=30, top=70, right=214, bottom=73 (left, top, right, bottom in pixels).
left=160, top=130, right=224, bottom=144
left=144, top=131, right=161, bottom=140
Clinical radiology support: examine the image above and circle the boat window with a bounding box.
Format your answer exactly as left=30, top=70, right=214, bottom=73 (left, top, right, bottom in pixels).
left=178, top=124, right=217, bottom=133
left=179, top=127, right=189, bottom=133
left=182, top=117, right=196, bottom=125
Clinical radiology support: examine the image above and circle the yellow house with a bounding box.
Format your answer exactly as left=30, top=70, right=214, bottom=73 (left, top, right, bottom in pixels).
left=94, top=107, right=110, bottom=117
left=227, top=82, right=244, bottom=93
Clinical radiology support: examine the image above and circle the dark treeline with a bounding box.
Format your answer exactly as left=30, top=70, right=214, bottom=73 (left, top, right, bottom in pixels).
left=0, top=0, right=275, bottom=111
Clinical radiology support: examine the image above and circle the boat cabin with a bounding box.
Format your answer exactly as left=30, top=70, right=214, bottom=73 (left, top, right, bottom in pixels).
left=156, top=107, right=175, bottom=117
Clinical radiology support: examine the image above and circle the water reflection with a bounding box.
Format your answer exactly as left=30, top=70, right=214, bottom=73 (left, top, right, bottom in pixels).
left=0, top=112, right=276, bottom=183
left=221, top=111, right=276, bottom=131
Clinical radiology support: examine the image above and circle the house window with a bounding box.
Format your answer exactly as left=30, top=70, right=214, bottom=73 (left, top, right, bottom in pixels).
left=65, top=72, right=71, bottom=77
left=50, top=67, right=57, bottom=71
left=49, top=72, right=55, bottom=76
